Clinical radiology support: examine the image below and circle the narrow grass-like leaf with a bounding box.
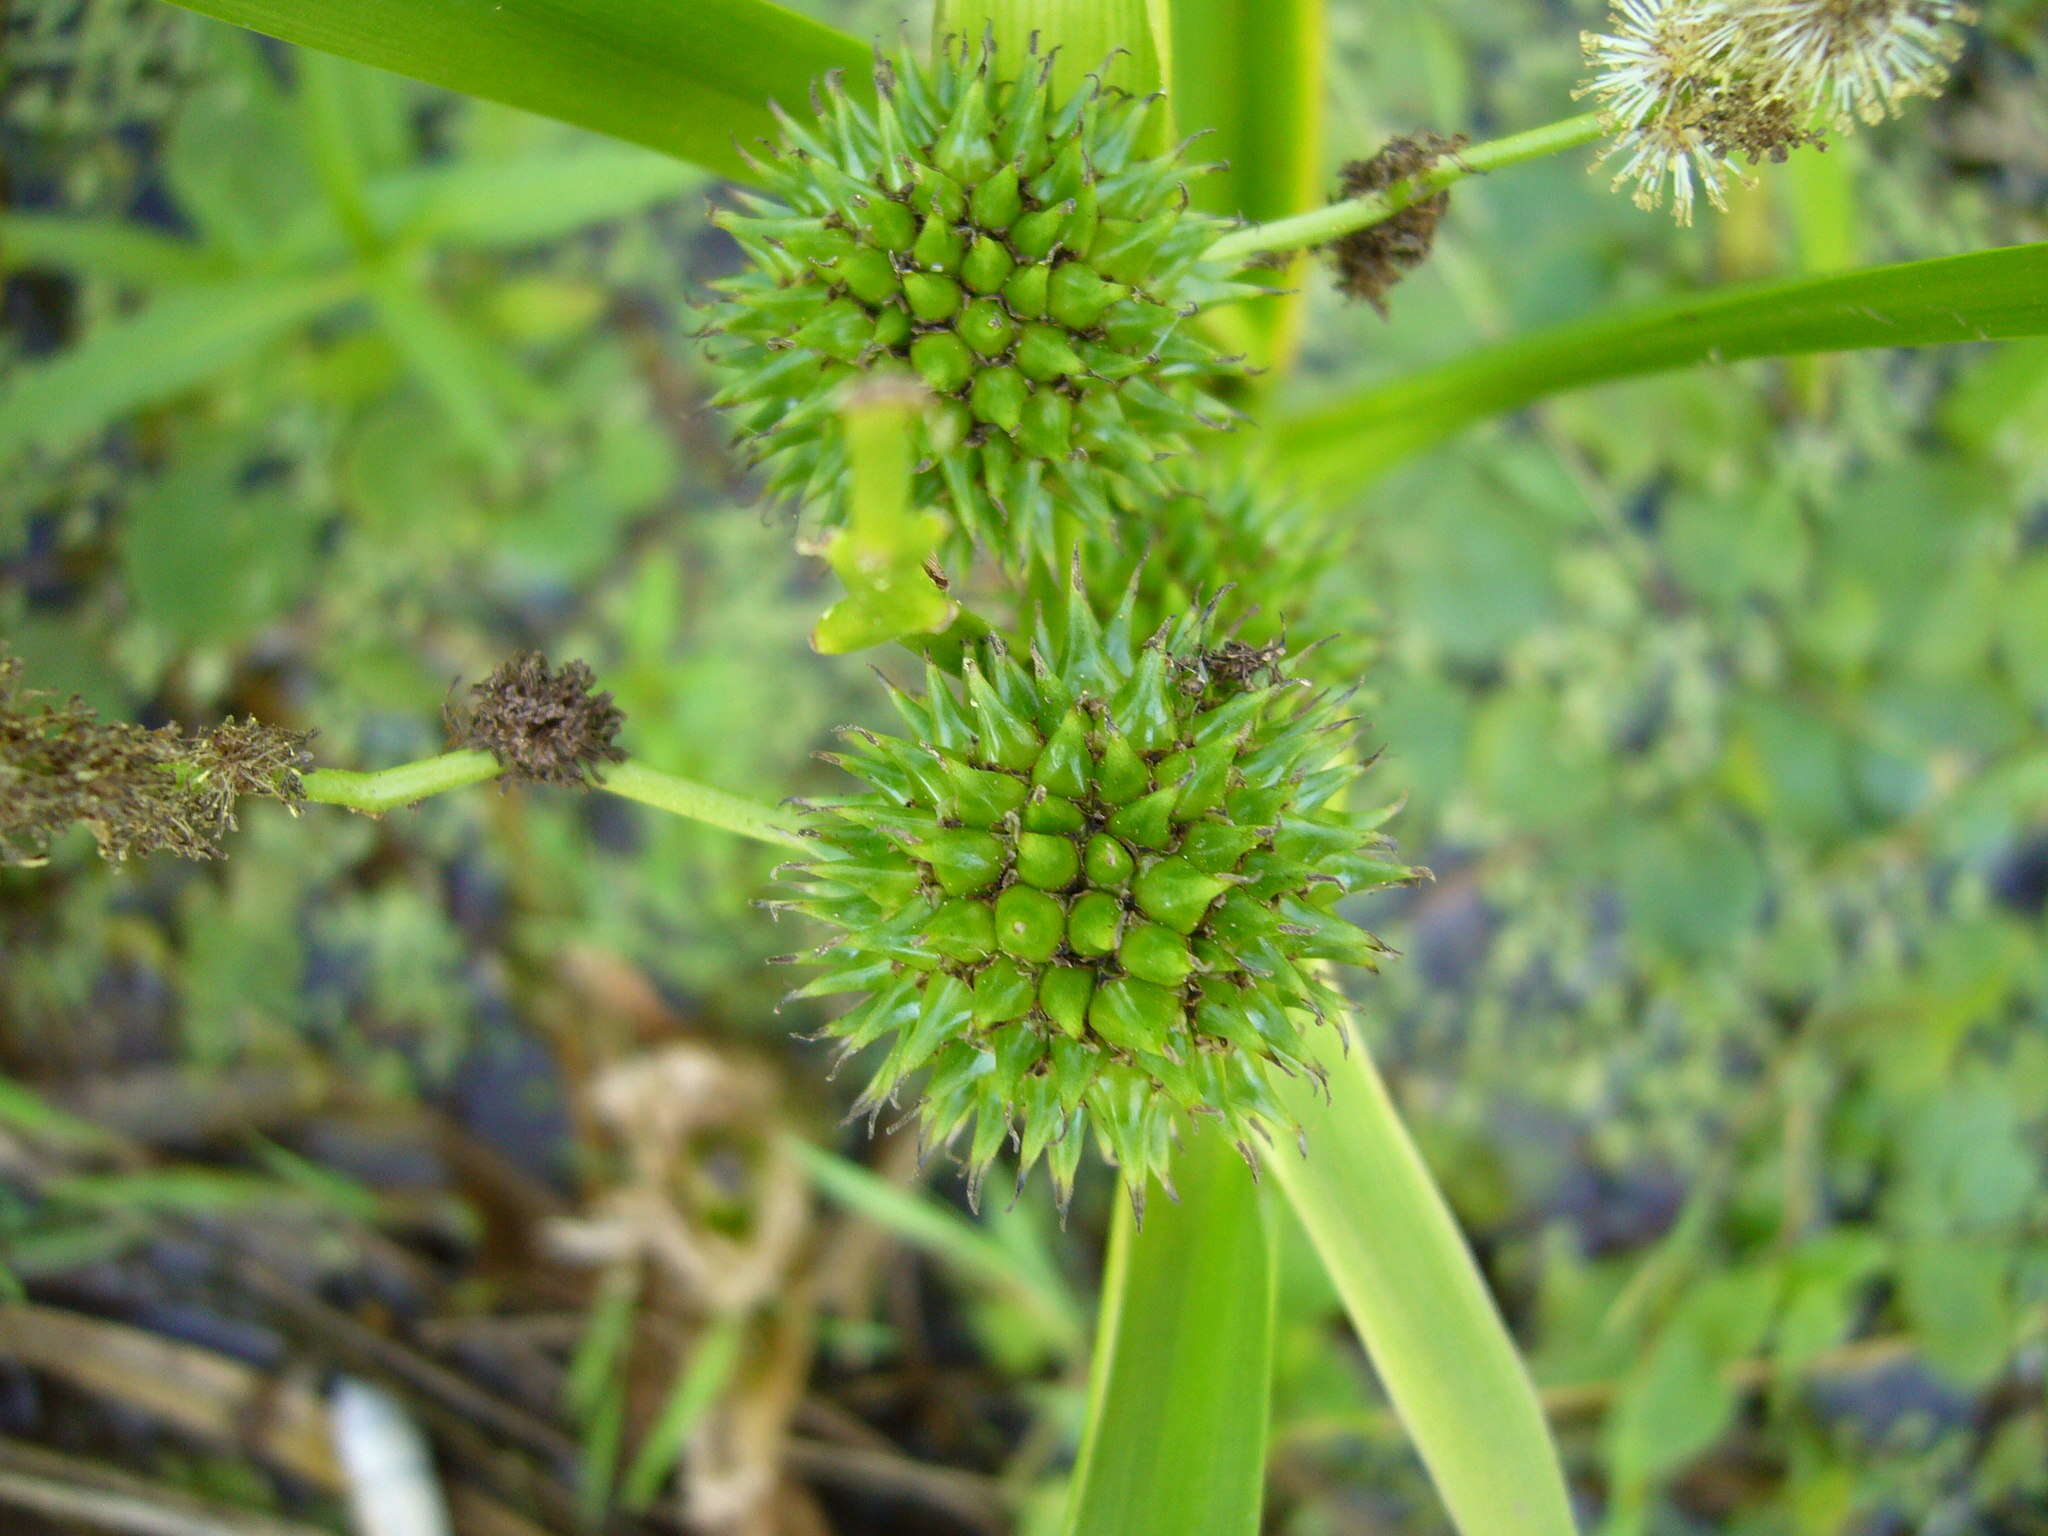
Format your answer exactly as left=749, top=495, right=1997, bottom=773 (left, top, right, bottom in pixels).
left=373, top=148, right=705, bottom=250
left=787, top=1136, right=1084, bottom=1351
left=1268, top=1028, right=1576, bottom=1536
left=367, top=269, right=519, bottom=474
left=0, top=271, right=357, bottom=457
left=0, top=213, right=232, bottom=287
left=619, top=1312, right=748, bottom=1510
left=155, top=0, right=869, bottom=185
left=1061, top=1127, right=1273, bottom=1536
left=1278, top=240, right=2048, bottom=487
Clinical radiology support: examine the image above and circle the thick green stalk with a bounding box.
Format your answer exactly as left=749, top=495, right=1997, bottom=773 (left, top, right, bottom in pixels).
left=1268, top=1025, right=1577, bottom=1536
left=299, top=753, right=806, bottom=850
left=300, top=750, right=503, bottom=811
left=598, top=760, right=808, bottom=850
left=1205, top=111, right=1607, bottom=266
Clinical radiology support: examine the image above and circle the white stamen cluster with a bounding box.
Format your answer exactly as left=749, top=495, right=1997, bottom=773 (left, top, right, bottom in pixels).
left=1579, top=0, right=1976, bottom=223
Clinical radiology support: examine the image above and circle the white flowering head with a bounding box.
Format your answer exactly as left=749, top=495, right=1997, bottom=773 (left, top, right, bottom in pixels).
left=1741, top=0, right=1976, bottom=128
left=1579, top=0, right=1975, bottom=222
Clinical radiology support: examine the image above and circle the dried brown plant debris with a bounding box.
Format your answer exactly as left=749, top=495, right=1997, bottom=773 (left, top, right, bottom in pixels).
left=446, top=651, right=626, bottom=789
left=1327, top=131, right=1470, bottom=316
left=1, top=653, right=311, bottom=864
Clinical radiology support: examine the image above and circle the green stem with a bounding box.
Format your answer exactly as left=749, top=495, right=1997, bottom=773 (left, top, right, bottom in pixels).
left=599, top=759, right=808, bottom=851
left=298, top=752, right=807, bottom=850
left=300, top=750, right=504, bottom=812
left=1204, top=110, right=1608, bottom=266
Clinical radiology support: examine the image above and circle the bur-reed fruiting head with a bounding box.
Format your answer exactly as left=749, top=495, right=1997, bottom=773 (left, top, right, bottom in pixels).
left=704, top=37, right=1252, bottom=570
left=774, top=583, right=1415, bottom=1212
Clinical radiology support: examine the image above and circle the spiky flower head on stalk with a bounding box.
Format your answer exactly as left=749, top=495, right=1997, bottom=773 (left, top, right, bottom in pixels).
left=703, top=36, right=1252, bottom=571
left=773, top=583, right=1415, bottom=1214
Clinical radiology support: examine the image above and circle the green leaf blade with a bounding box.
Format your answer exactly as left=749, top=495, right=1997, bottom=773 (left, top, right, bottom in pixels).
left=1279, top=240, right=2048, bottom=487
left=156, top=0, right=870, bottom=183
left=1269, top=1029, right=1577, bottom=1536
left=0, top=272, right=357, bottom=458
left=1061, top=1128, right=1274, bottom=1536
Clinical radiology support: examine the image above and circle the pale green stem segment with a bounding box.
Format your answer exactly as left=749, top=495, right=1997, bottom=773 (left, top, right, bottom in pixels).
left=1269, top=1024, right=1578, bottom=1536
left=1061, top=1128, right=1274, bottom=1536
left=1205, top=110, right=1609, bottom=266
left=299, top=753, right=806, bottom=851
left=300, top=751, right=504, bottom=812
left=600, top=759, right=808, bottom=851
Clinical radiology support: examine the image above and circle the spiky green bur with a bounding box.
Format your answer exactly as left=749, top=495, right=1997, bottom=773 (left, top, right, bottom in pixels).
left=705, top=41, right=1251, bottom=569
left=777, top=592, right=1416, bottom=1212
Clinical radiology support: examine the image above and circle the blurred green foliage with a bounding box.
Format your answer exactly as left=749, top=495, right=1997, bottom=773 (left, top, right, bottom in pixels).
left=3, top=0, right=2045, bottom=1532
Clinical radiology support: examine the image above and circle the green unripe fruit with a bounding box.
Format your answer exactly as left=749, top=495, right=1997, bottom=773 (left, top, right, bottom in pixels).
left=1066, top=889, right=1124, bottom=957
left=792, top=300, right=872, bottom=364
left=973, top=957, right=1038, bottom=1024
left=905, top=272, right=964, bottom=323
left=969, top=162, right=1024, bottom=230
left=1090, top=977, right=1177, bottom=1056
left=704, top=41, right=1251, bottom=571
left=912, top=162, right=968, bottom=222
left=1084, top=833, right=1135, bottom=888
left=869, top=307, right=911, bottom=350
left=1133, top=855, right=1230, bottom=934
left=1017, top=390, right=1075, bottom=462
left=1016, top=325, right=1085, bottom=382
left=784, top=589, right=1413, bottom=1210
left=923, top=898, right=996, bottom=962
left=1094, top=732, right=1151, bottom=806
left=1009, top=203, right=1070, bottom=260
left=1107, top=784, right=1180, bottom=851
left=1038, top=966, right=1094, bottom=1039
left=969, top=366, right=1027, bottom=433
left=1022, top=794, right=1086, bottom=835
left=851, top=194, right=917, bottom=253
left=914, top=214, right=966, bottom=275
left=1120, top=922, right=1195, bottom=988
left=920, top=829, right=1006, bottom=896
left=961, top=236, right=1016, bottom=295
left=911, top=331, right=975, bottom=394
left=1048, top=263, right=1128, bottom=330
left=834, top=245, right=902, bottom=306
left=995, top=884, right=1065, bottom=964
left=1003, top=261, right=1051, bottom=318
left=959, top=297, right=1016, bottom=358
left=1016, top=830, right=1080, bottom=891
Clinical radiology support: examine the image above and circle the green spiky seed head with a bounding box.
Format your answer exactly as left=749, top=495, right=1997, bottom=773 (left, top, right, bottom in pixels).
left=705, top=38, right=1252, bottom=569
left=776, top=588, right=1417, bottom=1213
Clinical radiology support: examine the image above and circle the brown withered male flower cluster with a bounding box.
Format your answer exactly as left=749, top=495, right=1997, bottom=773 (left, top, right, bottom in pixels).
left=1, top=653, right=310, bottom=864
left=1327, top=131, right=1474, bottom=317
left=447, top=652, right=625, bottom=789
left=1327, top=132, right=1470, bottom=316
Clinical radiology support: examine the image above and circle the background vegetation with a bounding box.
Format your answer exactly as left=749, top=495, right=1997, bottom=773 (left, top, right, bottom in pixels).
left=2, top=0, right=2045, bottom=1531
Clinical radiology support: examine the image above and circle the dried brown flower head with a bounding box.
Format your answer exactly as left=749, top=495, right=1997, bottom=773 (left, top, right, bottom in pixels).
left=1, top=653, right=311, bottom=864
left=447, top=652, right=626, bottom=789
left=1327, top=132, right=1470, bottom=316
